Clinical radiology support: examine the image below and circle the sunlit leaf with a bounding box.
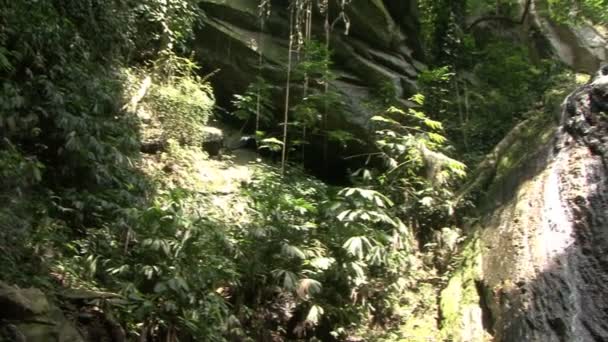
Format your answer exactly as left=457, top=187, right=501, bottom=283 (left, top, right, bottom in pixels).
left=297, top=278, right=322, bottom=299
left=386, top=106, right=405, bottom=115
left=409, top=93, right=425, bottom=105
left=281, top=243, right=306, bottom=259
left=370, top=116, right=400, bottom=125
left=427, top=132, right=446, bottom=144
left=424, top=118, right=443, bottom=130
left=310, top=257, right=335, bottom=271
left=343, top=236, right=371, bottom=259
left=306, top=305, right=324, bottom=324
left=420, top=196, right=434, bottom=207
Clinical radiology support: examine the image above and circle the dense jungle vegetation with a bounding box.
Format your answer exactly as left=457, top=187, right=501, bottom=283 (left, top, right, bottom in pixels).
left=0, top=0, right=606, bottom=341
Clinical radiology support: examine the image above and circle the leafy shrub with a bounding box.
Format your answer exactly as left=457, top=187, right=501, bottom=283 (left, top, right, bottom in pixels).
left=232, top=76, right=276, bottom=130
left=149, top=77, right=214, bottom=146
left=230, top=165, right=329, bottom=337
left=139, top=52, right=215, bottom=147
left=105, top=190, right=237, bottom=340
left=0, top=142, right=43, bottom=191
left=224, top=96, right=466, bottom=336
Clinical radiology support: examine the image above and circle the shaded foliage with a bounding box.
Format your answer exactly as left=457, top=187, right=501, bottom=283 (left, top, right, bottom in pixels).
left=0, top=0, right=596, bottom=340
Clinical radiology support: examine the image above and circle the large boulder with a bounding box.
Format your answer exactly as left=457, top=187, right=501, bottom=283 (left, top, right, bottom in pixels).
left=202, top=126, right=224, bottom=157
left=528, top=0, right=607, bottom=74
left=443, top=69, right=608, bottom=341
left=0, top=283, right=128, bottom=342
left=0, top=282, right=83, bottom=342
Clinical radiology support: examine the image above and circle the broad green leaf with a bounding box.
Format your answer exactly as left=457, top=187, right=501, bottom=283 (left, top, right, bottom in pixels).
left=424, top=118, right=443, bottom=130
left=337, top=210, right=350, bottom=222
left=260, top=137, right=284, bottom=146
left=370, top=116, right=400, bottom=125
left=343, top=236, right=371, bottom=259
left=310, top=257, right=335, bottom=271
left=408, top=108, right=426, bottom=118
left=386, top=106, right=405, bottom=115
left=281, top=243, right=306, bottom=259
left=367, top=246, right=385, bottom=266
left=297, top=278, right=322, bottom=299
left=350, top=262, right=367, bottom=286
left=409, top=93, right=425, bottom=105
left=272, top=269, right=299, bottom=291
left=306, top=305, right=324, bottom=324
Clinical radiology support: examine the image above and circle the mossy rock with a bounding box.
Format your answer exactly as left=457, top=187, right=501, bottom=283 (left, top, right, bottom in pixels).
left=0, top=282, right=84, bottom=342
left=439, top=236, right=489, bottom=342
left=0, top=282, right=50, bottom=320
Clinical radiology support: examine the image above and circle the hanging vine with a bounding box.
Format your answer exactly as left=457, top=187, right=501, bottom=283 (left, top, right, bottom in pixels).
left=275, top=0, right=352, bottom=174
left=255, top=0, right=272, bottom=133
left=281, top=4, right=296, bottom=175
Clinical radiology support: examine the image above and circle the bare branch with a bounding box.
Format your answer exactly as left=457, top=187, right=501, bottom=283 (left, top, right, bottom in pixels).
left=466, top=0, right=532, bottom=32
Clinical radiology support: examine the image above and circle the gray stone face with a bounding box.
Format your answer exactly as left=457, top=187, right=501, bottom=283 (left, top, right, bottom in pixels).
left=468, top=69, right=608, bottom=342
left=194, top=0, right=425, bottom=139
left=441, top=68, right=608, bottom=341
left=202, top=126, right=224, bottom=156
left=529, top=0, right=607, bottom=74
left=0, top=282, right=84, bottom=342
left=0, top=281, right=50, bottom=319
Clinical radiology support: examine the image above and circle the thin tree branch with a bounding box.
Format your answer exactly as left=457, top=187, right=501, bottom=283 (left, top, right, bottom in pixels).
left=466, top=0, right=532, bottom=32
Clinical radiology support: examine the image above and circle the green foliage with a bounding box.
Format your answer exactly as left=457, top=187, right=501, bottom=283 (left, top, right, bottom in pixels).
left=132, top=0, right=205, bottom=55
left=105, top=190, right=236, bottom=339
left=294, top=40, right=333, bottom=82
left=0, top=0, right=146, bottom=217
left=259, top=136, right=285, bottom=152
left=147, top=56, right=215, bottom=146
left=218, top=93, right=466, bottom=338
left=231, top=77, right=276, bottom=128
left=419, top=0, right=467, bottom=64
left=227, top=165, right=330, bottom=337
left=291, top=39, right=354, bottom=157
left=232, top=38, right=351, bottom=165
left=368, top=100, right=466, bottom=228
left=547, top=0, right=608, bottom=24
left=0, top=0, right=215, bottom=339
left=476, top=41, right=543, bottom=98
left=417, top=0, right=565, bottom=165
left=419, top=38, right=558, bottom=162
left=0, top=141, right=44, bottom=191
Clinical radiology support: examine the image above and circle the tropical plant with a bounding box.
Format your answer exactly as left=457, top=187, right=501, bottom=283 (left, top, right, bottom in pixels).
left=147, top=56, right=215, bottom=147
left=547, top=0, right=608, bottom=24
left=104, top=190, right=237, bottom=340
left=232, top=77, right=276, bottom=131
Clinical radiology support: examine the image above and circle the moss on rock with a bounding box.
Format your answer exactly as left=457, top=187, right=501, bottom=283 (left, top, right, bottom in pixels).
left=439, top=236, right=489, bottom=342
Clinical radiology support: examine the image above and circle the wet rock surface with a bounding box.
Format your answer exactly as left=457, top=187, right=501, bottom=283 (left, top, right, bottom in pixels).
left=477, top=66, right=608, bottom=341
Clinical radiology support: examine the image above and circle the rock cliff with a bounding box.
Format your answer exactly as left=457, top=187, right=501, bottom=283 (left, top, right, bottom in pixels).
left=529, top=0, right=607, bottom=74
left=442, top=67, right=608, bottom=341
left=194, top=0, right=424, bottom=138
